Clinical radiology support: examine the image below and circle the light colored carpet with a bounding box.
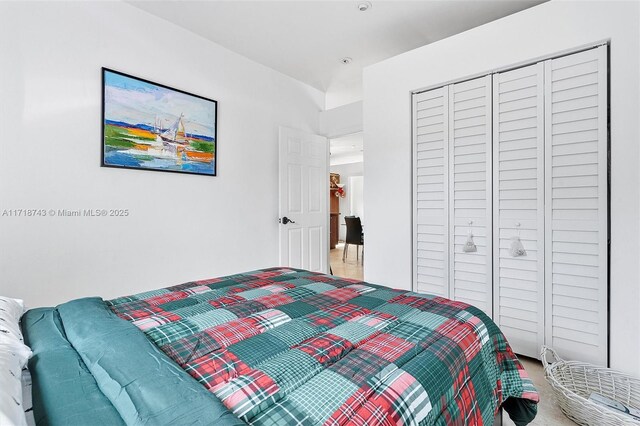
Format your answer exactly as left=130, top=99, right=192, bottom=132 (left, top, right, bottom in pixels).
left=503, top=357, right=576, bottom=425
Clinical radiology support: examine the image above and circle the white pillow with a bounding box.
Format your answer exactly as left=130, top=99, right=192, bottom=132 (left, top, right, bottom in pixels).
left=0, top=297, right=26, bottom=343
left=0, top=297, right=31, bottom=426
left=0, top=297, right=25, bottom=322
left=0, top=342, right=29, bottom=426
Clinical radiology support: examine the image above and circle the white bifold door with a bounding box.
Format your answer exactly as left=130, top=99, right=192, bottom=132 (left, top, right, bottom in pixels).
left=412, top=76, right=493, bottom=317
left=492, top=63, right=546, bottom=359
left=543, top=47, right=608, bottom=365
left=448, top=76, right=493, bottom=317
left=413, top=86, right=450, bottom=298
left=412, top=45, right=608, bottom=365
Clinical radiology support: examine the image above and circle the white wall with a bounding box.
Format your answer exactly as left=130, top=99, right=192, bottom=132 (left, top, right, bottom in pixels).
left=0, top=2, right=324, bottom=308
left=330, top=162, right=364, bottom=240
left=349, top=176, right=364, bottom=223
left=319, top=101, right=363, bottom=139
left=363, top=0, right=640, bottom=374
left=325, top=75, right=363, bottom=110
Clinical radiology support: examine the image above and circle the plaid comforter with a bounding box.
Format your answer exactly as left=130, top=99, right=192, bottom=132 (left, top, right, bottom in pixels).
left=108, top=268, right=538, bottom=425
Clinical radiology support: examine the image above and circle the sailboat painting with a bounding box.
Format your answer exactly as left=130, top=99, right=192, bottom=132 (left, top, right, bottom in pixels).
left=102, top=68, right=217, bottom=176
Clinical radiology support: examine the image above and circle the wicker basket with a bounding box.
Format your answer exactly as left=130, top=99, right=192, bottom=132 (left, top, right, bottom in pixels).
left=541, top=346, right=640, bottom=425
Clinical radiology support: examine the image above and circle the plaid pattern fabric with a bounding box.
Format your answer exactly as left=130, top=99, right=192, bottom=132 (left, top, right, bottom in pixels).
left=108, top=267, right=539, bottom=425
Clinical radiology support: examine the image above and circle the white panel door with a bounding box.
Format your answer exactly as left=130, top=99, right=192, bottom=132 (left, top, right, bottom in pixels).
left=449, top=76, right=493, bottom=316
left=493, top=63, right=545, bottom=358
left=544, top=46, right=608, bottom=366
left=278, top=127, right=329, bottom=273
left=413, top=87, right=449, bottom=297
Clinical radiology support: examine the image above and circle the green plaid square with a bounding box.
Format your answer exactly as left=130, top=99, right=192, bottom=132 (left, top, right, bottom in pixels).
left=404, top=310, right=449, bottom=330
left=392, top=321, right=433, bottom=344
left=374, top=303, right=418, bottom=318
left=403, top=341, right=457, bottom=399
left=171, top=302, right=217, bottom=318
left=267, top=320, right=318, bottom=348
left=229, top=334, right=289, bottom=368
left=277, top=302, right=318, bottom=319
left=107, top=295, right=138, bottom=306
left=145, top=319, right=200, bottom=346
left=133, top=288, right=171, bottom=300
left=287, top=370, right=358, bottom=424
left=328, top=321, right=377, bottom=344
left=189, top=288, right=226, bottom=301
left=260, top=350, right=320, bottom=393
left=282, top=278, right=314, bottom=287
left=300, top=283, right=336, bottom=293
left=347, top=295, right=384, bottom=310
left=367, top=288, right=406, bottom=301
left=282, top=287, right=316, bottom=301
left=251, top=399, right=313, bottom=426
left=158, top=297, right=198, bottom=311
left=236, top=288, right=272, bottom=300
left=268, top=274, right=300, bottom=282
left=188, top=309, right=237, bottom=330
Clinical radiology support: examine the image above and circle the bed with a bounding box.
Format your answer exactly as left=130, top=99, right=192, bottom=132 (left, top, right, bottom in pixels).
left=21, top=267, right=538, bottom=425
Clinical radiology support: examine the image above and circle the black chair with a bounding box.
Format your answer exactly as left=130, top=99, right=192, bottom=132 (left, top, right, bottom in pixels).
left=343, top=216, right=364, bottom=263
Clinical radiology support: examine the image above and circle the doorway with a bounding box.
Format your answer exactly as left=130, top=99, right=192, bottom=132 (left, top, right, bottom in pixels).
left=328, top=132, right=364, bottom=280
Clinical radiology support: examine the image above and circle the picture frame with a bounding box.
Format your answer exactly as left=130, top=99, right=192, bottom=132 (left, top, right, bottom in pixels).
left=101, top=68, right=217, bottom=176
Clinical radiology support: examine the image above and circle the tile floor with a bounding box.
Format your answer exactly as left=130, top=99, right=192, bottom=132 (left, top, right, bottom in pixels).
left=329, top=245, right=574, bottom=425
left=329, top=242, right=363, bottom=281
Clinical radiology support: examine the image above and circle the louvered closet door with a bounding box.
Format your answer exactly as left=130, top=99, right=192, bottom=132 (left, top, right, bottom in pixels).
left=413, top=87, right=449, bottom=297
left=449, top=76, right=493, bottom=316
left=544, top=46, right=608, bottom=366
left=493, top=63, right=545, bottom=358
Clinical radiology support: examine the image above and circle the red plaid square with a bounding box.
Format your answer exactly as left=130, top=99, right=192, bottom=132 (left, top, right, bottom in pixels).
left=206, top=318, right=260, bottom=348
left=294, top=333, right=353, bottom=365
left=253, top=269, right=294, bottom=279
left=132, top=311, right=181, bottom=331
left=111, top=301, right=164, bottom=321
left=194, top=277, right=224, bottom=285
left=145, top=291, right=189, bottom=306
left=344, top=395, right=395, bottom=426
left=254, top=293, right=294, bottom=309
left=387, top=294, right=433, bottom=310
left=323, top=288, right=361, bottom=302
left=322, top=303, right=371, bottom=320
left=209, top=294, right=246, bottom=309
left=240, top=279, right=276, bottom=290
left=215, top=369, right=280, bottom=417
left=441, top=365, right=481, bottom=425
left=185, top=349, right=249, bottom=389
left=359, top=333, right=415, bottom=362
left=436, top=319, right=482, bottom=362
left=326, top=386, right=372, bottom=426
left=307, top=275, right=336, bottom=283
left=433, top=296, right=471, bottom=310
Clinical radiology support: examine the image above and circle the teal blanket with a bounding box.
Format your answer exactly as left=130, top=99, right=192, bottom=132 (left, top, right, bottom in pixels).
left=22, top=298, right=244, bottom=426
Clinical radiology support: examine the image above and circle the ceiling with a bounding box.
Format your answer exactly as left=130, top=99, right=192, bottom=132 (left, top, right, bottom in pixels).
left=128, top=0, right=545, bottom=102
left=330, top=133, right=363, bottom=166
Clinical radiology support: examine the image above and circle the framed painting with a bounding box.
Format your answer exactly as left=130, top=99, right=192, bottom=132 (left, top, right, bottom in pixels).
left=101, top=68, right=217, bottom=176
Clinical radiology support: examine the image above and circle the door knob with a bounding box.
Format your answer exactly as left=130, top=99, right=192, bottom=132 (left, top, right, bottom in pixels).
left=280, top=216, right=295, bottom=225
